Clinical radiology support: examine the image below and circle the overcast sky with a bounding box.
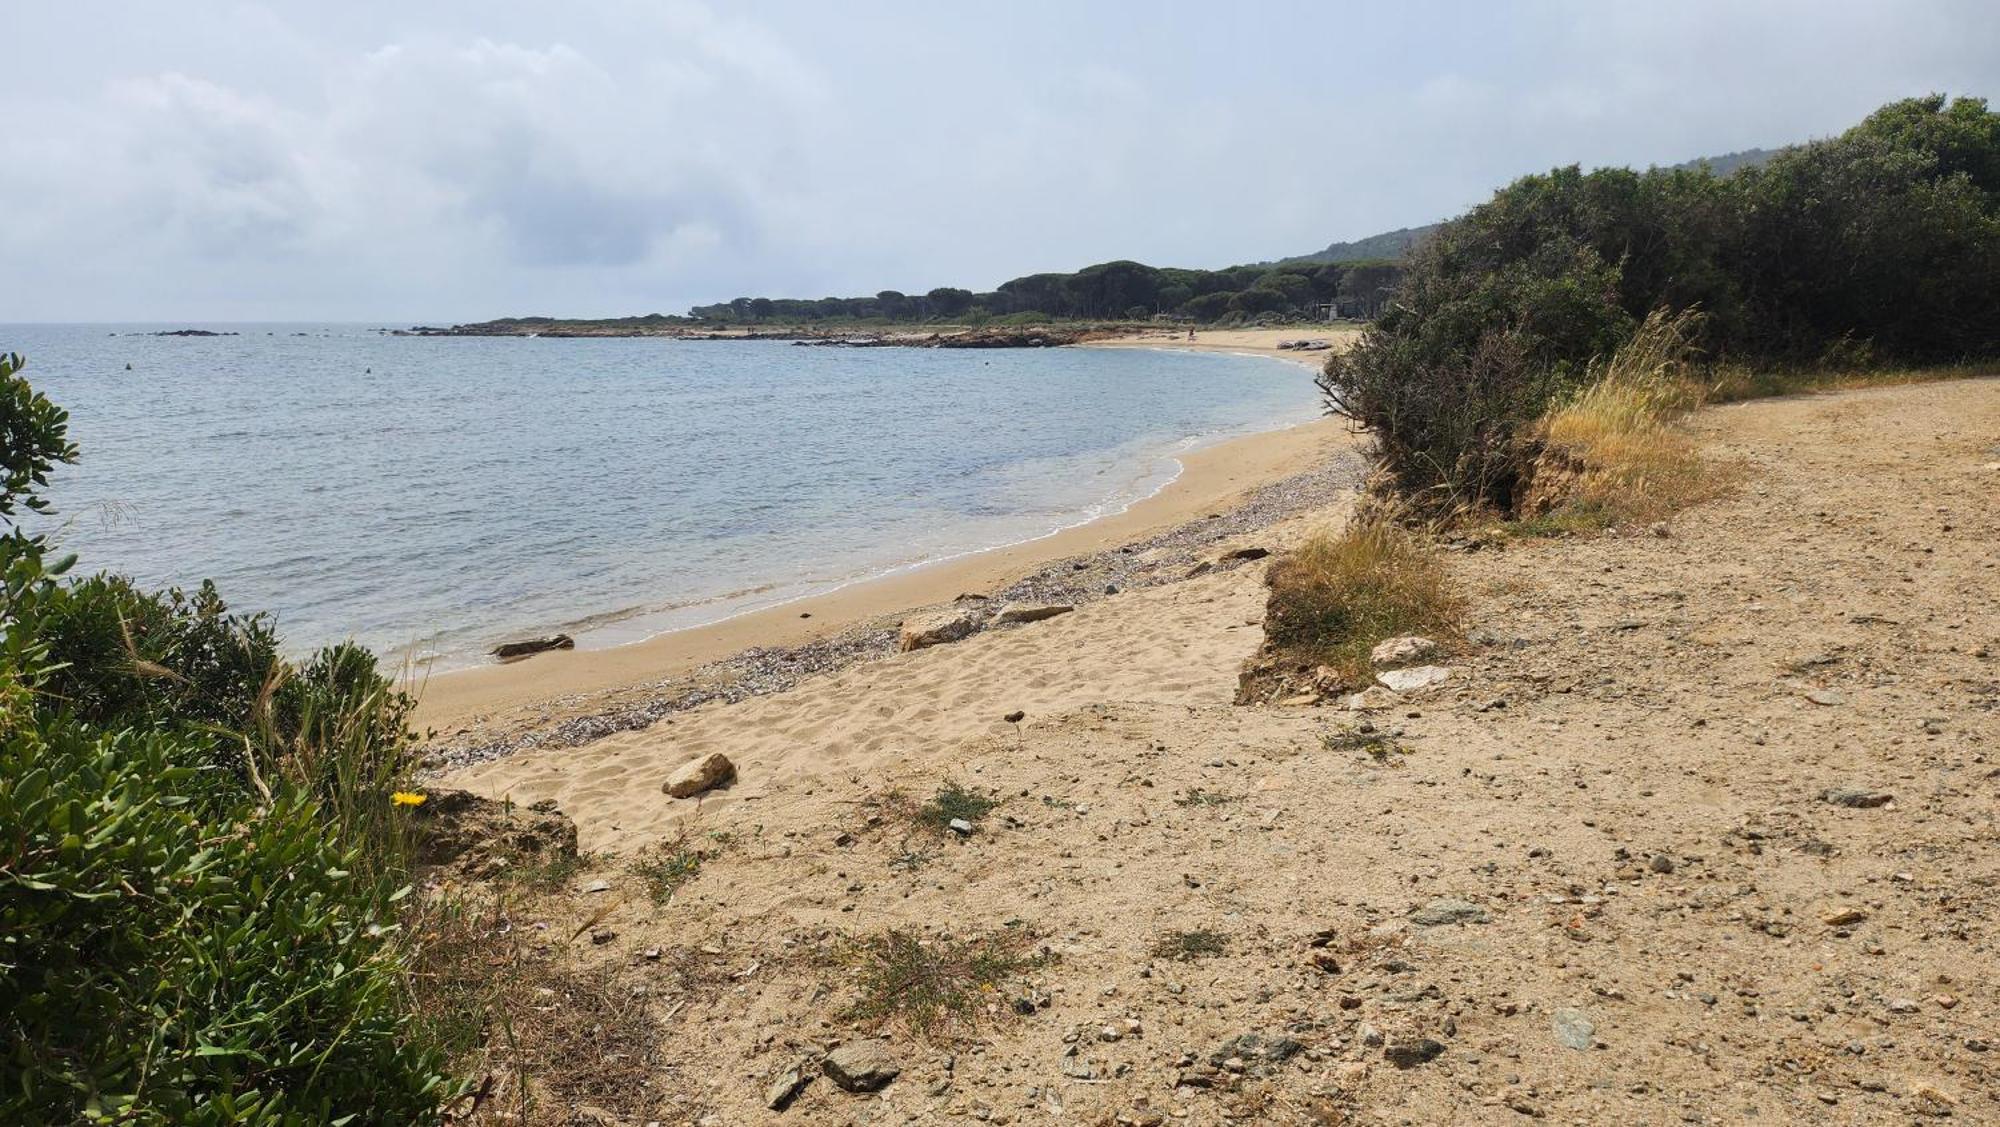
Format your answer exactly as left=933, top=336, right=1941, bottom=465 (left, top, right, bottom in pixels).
left=4, top=1, right=1995, bottom=322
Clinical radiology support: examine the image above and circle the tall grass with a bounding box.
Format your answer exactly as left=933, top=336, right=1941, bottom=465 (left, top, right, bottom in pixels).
left=1262, top=515, right=1465, bottom=682
left=1521, top=308, right=1718, bottom=528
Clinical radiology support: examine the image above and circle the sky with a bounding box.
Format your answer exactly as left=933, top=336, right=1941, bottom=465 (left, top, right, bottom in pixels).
left=3, top=1, right=1996, bottom=322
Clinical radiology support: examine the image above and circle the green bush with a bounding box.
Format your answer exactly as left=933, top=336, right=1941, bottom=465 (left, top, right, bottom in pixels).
left=1323, top=95, right=2000, bottom=516
left=0, top=353, right=459, bottom=1123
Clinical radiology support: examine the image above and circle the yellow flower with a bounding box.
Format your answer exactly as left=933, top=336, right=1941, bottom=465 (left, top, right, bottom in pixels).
left=391, top=791, right=428, bottom=807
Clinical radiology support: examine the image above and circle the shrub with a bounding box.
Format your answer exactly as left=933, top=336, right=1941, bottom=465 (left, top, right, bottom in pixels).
left=1323, top=95, right=2000, bottom=517
left=0, top=353, right=461, bottom=1123
left=1261, top=516, right=1464, bottom=682
left=840, top=928, right=1044, bottom=1036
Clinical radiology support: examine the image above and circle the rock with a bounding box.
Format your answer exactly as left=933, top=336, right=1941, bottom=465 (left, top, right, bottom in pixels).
left=1648, top=853, right=1675, bottom=874
left=1369, top=636, right=1439, bottom=669
left=1184, top=560, right=1214, bottom=579
left=766, top=1061, right=810, bottom=1110
left=1822, top=907, right=1869, bottom=926
left=663, top=752, right=736, bottom=798
left=1552, top=1008, right=1595, bottom=1050
left=1821, top=787, right=1893, bottom=808
left=1804, top=688, right=1846, bottom=706
left=408, top=788, right=578, bottom=878
left=1345, top=686, right=1401, bottom=711
left=993, top=603, right=1074, bottom=625
left=947, top=818, right=974, bottom=836
left=1003, top=710, right=1025, bottom=723
left=1221, top=546, right=1270, bottom=561
left=823, top=1039, right=900, bottom=1092
left=1384, top=1039, right=1445, bottom=1069
left=1376, top=665, right=1452, bottom=693
left=1357, top=1023, right=1385, bottom=1047
left=1206, top=1032, right=1302, bottom=1076
left=589, top=927, right=616, bottom=945
left=899, top=607, right=983, bottom=651
left=490, top=634, right=575, bottom=660
left=1410, top=897, right=1490, bottom=926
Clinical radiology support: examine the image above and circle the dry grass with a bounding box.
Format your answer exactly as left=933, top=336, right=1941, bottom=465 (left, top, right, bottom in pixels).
left=838, top=927, right=1047, bottom=1037
left=404, top=893, right=667, bottom=1125
left=1522, top=308, right=1719, bottom=529
left=1260, top=515, right=1466, bottom=684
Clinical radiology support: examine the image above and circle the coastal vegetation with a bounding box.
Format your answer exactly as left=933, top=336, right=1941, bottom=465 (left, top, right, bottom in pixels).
left=1321, top=94, right=2000, bottom=518
left=690, top=257, right=1402, bottom=325
left=0, top=353, right=463, bottom=1123
left=1260, top=515, right=1466, bottom=685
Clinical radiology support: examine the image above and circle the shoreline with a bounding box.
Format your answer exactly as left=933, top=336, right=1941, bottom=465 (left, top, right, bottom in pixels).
left=415, top=414, right=1355, bottom=740
left=415, top=330, right=1353, bottom=740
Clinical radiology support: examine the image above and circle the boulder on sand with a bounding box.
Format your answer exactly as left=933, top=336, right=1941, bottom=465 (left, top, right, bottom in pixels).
left=898, top=607, right=983, bottom=651
left=663, top=752, right=736, bottom=798
left=490, top=634, right=575, bottom=660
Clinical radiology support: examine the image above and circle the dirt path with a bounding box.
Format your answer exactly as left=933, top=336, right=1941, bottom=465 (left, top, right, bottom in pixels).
left=454, top=377, right=1998, bottom=1125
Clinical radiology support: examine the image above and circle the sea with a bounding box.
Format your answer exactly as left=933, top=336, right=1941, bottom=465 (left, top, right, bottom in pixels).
left=4, top=324, right=1320, bottom=669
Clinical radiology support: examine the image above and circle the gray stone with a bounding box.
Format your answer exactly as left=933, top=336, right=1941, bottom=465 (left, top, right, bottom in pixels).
left=823, top=1039, right=900, bottom=1092
left=765, top=1062, right=809, bottom=1110
left=1821, top=787, right=1893, bottom=808
left=663, top=752, right=736, bottom=798
left=1410, top=897, right=1490, bottom=926
left=1553, top=1007, right=1595, bottom=1050
left=947, top=818, right=974, bottom=836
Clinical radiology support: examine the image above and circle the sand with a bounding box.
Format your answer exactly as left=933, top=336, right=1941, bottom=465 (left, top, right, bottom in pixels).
left=435, top=376, right=2000, bottom=1124
left=414, top=336, right=1350, bottom=738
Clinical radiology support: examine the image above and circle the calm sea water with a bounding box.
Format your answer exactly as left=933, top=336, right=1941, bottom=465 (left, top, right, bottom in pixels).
left=6, top=324, right=1317, bottom=668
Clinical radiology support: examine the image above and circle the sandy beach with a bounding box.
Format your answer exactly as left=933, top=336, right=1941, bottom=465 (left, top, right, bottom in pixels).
left=415, top=329, right=1356, bottom=739
left=438, top=375, right=2000, bottom=1124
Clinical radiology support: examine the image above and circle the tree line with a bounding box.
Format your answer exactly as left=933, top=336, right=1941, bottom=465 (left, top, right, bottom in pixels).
left=688, top=258, right=1403, bottom=325
left=1322, top=94, right=2000, bottom=513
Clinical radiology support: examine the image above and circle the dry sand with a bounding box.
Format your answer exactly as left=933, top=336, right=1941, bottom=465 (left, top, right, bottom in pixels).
left=415, top=336, right=1347, bottom=739
left=439, top=375, right=2000, bottom=1124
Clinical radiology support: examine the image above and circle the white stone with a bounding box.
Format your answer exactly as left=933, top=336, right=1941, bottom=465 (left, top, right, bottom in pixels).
left=1369, top=635, right=1439, bottom=669
left=1376, top=665, right=1452, bottom=693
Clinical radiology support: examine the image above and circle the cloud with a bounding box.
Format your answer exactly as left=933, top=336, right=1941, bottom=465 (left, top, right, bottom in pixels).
left=0, top=0, right=1991, bottom=320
